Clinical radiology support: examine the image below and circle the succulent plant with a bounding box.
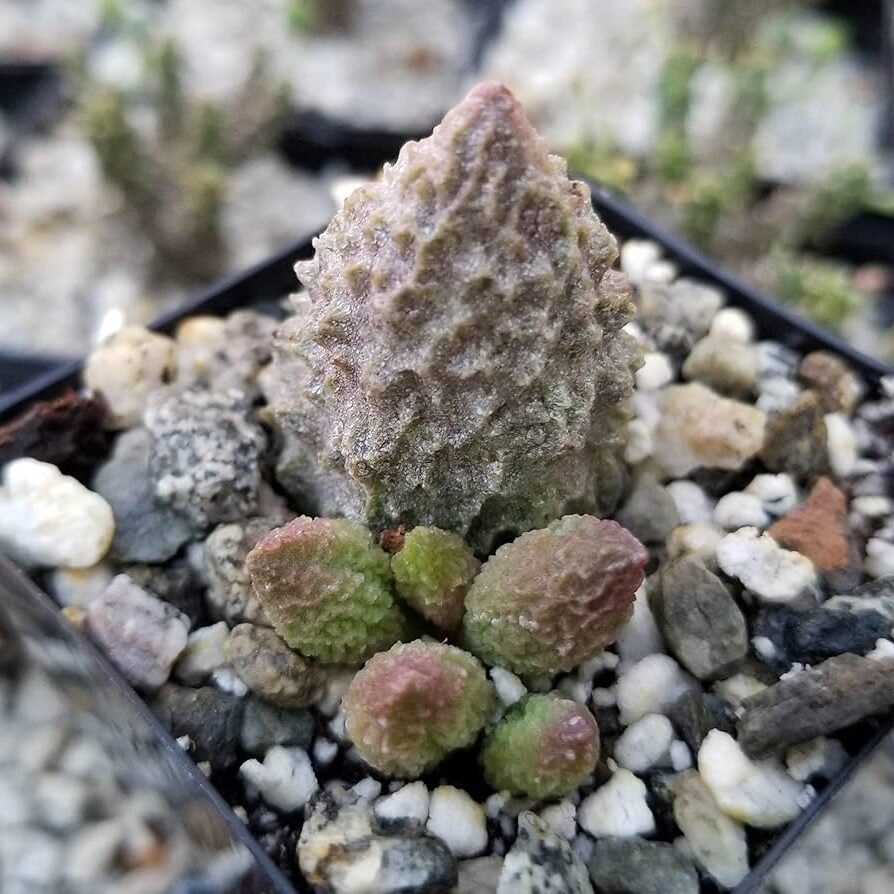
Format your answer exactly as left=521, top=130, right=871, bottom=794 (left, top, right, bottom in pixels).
left=391, top=526, right=480, bottom=634
left=263, top=81, right=640, bottom=552
left=342, top=640, right=494, bottom=778
left=245, top=516, right=407, bottom=664
left=480, top=694, right=600, bottom=799
left=462, top=515, right=647, bottom=676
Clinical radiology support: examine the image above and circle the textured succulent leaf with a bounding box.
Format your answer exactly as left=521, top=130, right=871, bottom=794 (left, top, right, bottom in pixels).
left=264, top=81, right=640, bottom=552
left=391, top=526, right=480, bottom=633
left=481, top=694, right=600, bottom=799
left=462, top=515, right=647, bottom=675
left=245, top=516, right=407, bottom=664
left=343, top=640, right=495, bottom=778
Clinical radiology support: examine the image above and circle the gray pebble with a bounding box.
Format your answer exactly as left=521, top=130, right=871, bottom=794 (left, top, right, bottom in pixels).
left=239, top=697, right=315, bottom=755
left=657, top=557, right=748, bottom=680
left=587, top=838, right=699, bottom=894
left=152, top=683, right=245, bottom=768
left=753, top=606, right=891, bottom=673
left=616, top=475, right=680, bottom=545
left=92, top=429, right=196, bottom=563
left=668, top=690, right=737, bottom=752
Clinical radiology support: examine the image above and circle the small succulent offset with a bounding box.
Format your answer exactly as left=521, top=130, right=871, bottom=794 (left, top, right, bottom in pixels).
left=342, top=640, right=494, bottom=778
left=462, top=515, right=648, bottom=676
left=480, top=695, right=600, bottom=800
left=264, top=81, right=641, bottom=552
left=245, top=516, right=407, bottom=664
left=391, top=526, right=480, bottom=634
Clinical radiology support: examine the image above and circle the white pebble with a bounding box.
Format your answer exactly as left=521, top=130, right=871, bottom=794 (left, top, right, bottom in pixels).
left=852, top=495, right=893, bottom=518
left=557, top=675, right=592, bottom=705
left=666, top=522, right=724, bottom=567
left=317, top=668, right=355, bottom=717
left=785, top=737, right=848, bottom=782
left=866, top=538, right=894, bottom=579
left=698, top=731, right=805, bottom=829
left=490, top=667, right=527, bottom=708
left=868, top=638, right=894, bottom=661
left=352, top=777, right=383, bottom=801
left=83, top=325, right=177, bottom=429
left=578, top=768, right=655, bottom=838
left=312, top=738, right=338, bottom=767
left=709, top=307, right=755, bottom=343
left=591, top=687, right=616, bottom=708
left=625, top=418, right=654, bottom=465
left=670, top=741, right=693, bottom=771
left=713, top=493, right=770, bottom=530
left=0, top=459, right=114, bottom=569
left=825, top=413, right=857, bottom=477
left=47, top=564, right=114, bottom=608
left=745, top=474, right=798, bottom=516
left=211, top=667, right=249, bottom=697
left=666, top=480, right=714, bottom=524
left=751, top=636, right=779, bottom=664
left=614, top=714, right=674, bottom=773
left=538, top=800, right=577, bottom=840
left=485, top=792, right=508, bottom=819
left=175, top=621, right=229, bottom=685
left=636, top=352, right=674, bottom=391
left=616, top=584, right=665, bottom=667
left=239, top=746, right=317, bottom=812
left=616, top=654, right=693, bottom=725
left=620, top=239, right=662, bottom=286
left=756, top=376, right=802, bottom=414
left=426, top=786, right=488, bottom=857
left=375, top=781, right=430, bottom=826
left=712, top=673, right=768, bottom=706
left=716, top=527, right=816, bottom=603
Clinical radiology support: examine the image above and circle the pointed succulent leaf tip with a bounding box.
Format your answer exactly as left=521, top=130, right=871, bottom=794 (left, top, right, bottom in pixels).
left=264, top=81, right=641, bottom=553
left=391, top=526, right=480, bottom=634
left=244, top=516, right=407, bottom=664
left=462, top=515, right=647, bottom=676
left=342, top=640, right=495, bottom=778
left=481, top=694, right=600, bottom=800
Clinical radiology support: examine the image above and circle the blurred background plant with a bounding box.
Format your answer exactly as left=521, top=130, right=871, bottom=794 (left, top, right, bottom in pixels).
left=0, top=0, right=892, bottom=363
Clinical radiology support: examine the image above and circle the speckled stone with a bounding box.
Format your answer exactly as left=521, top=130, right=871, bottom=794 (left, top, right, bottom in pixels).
left=298, top=789, right=457, bottom=893
left=497, top=812, right=593, bottom=894
left=146, top=388, right=266, bottom=529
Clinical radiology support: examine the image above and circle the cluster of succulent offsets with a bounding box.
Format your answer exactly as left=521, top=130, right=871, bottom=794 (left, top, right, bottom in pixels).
left=2, top=80, right=894, bottom=894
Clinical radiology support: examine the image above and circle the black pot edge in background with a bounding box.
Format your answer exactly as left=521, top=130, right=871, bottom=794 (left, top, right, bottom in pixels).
left=0, top=61, right=65, bottom=178
left=0, top=185, right=892, bottom=893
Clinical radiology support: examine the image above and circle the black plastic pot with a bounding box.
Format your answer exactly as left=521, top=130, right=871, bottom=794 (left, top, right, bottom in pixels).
left=0, top=61, right=64, bottom=178
left=0, top=183, right=892, bottom=893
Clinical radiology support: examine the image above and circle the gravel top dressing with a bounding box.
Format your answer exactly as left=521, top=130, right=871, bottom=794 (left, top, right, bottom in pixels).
left=1, top=82, right=893, bottom=894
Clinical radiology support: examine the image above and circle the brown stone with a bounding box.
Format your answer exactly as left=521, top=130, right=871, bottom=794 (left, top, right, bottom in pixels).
left=737, top=653, right=894, bottom=756
left=759, top=390, right=829, bottom=479
left=798, top=351, right=861, bottom=413
left=0, top=389, right=109, bottom=481
left=768, top=477, right=851, bottom=573
left=224, top=623, right=326, bottom=708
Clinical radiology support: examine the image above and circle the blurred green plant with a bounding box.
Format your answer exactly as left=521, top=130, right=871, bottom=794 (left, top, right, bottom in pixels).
left=80, top=39, right=288, bottom=280
left=765, top=248, right=861, bottom=330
